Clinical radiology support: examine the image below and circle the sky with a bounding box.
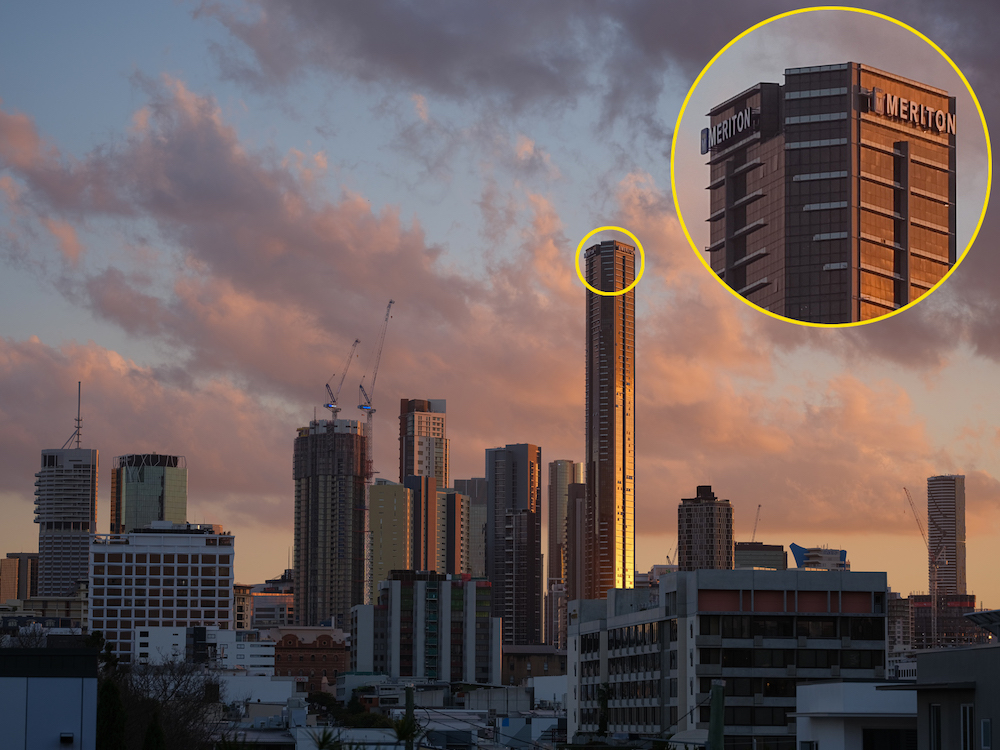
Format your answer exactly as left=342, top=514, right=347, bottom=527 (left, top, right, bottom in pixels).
left=1, top=0, right=998, bottom=606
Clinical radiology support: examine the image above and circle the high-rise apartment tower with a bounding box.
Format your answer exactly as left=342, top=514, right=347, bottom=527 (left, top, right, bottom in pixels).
left=399, top=399, right=449, bottom=489
left=583, top=240, right=636, bottom=598
left=293, top=419, right=368, bottom=628
left=927, top=474, right=966, bottom=595
left=35, top=448, right=98, bottom=596
left=486, top=444, right=542, bottom=645
left=677, top=485, right=734, bottom=571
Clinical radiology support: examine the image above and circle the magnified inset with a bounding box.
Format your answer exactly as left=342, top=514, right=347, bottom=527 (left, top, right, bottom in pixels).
left=671, top=9, right=991, bottom=327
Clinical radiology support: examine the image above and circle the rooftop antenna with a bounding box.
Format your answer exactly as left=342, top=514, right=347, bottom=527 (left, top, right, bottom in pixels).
left=61, top=382, right=83, bottom=449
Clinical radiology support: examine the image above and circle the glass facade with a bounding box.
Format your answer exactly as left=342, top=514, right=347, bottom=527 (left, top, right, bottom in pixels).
left=110, top=453, right=187, bottom=533
left=707, top=63, right=956, bottom=323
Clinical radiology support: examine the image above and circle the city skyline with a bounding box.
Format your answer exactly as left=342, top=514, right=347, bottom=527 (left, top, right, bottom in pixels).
left=3, top=4, right=1000, bottom=607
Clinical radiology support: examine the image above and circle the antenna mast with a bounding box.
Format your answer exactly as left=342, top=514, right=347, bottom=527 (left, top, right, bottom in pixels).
left=61, top=382, right=83, bottom=450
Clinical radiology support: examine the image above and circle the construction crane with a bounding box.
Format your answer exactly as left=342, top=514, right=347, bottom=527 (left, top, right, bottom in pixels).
left=358, top=300, right=395, bottom=603
left=904, top=486, right=947, bottom=647
left=751, top=504, right=762, bottom=543
left=324, top=338, right=360, bottom=418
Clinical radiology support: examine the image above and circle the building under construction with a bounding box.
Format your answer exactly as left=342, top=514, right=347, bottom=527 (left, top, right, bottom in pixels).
left=293, top=418, right=368, bottom=628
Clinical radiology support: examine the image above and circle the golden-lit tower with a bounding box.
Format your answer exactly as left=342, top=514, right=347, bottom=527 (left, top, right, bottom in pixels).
left=583, top=240, right=635, bottom=598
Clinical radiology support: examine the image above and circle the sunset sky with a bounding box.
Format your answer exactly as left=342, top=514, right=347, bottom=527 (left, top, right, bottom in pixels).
left=1, top=1, right=998, bottom=606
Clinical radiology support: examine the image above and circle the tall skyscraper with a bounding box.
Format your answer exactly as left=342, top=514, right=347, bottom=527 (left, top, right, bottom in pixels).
left=677, top=485, right=734, bottom=571
left=565, top=482, right=587, bottom=603
left=486, top=444, right=542, bottom=645
left=403, top=474, right=438, bottom=571
left=399, top=399, right=449, bottom=489
left=547, top=460, right=583, bottom=584
left=369, top=478, right=412, bottom=602
left=705, top=63, right=957, bottom=323
left=110, top=453, right=187, bottom=533
left=454, top=478, right=488, bottom=577
left=583, top=239, right=636, bottom=598
left=927, top=474, right=966, bottom=595
left=293, top=419, right=368, bottom=628
left=35, top=448, right=98, bottom=596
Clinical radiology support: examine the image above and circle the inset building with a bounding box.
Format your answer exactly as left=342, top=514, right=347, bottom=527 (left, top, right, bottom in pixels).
left=110, top=453, right=187, bottom=533
left=705, top=62, right=957, bottom=323
left=369, top=479, right=412, bottom=600
left=790, top=543, right=850, bottom=570
left=677, top=486, right=734, bottom=571
left=35, top=448, right=98, bottom=596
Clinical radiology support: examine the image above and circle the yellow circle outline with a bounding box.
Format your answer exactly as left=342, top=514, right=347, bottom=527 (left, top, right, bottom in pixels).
left=574, top=226, right=646, bottom=296
left=669, top=6, right=993, bottom=328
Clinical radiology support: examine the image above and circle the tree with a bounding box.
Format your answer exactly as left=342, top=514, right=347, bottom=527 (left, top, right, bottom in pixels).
left=142, top=706, right=167, bottom=750
left=96, top=678, right=127, bottom=750
left=308, top=727, right=343, bottom=749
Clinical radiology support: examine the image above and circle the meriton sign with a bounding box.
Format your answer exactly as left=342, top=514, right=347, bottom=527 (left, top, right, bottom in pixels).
left=871, top=88, right=956, bottom=135
left=701, top=107, right=754, bottom=155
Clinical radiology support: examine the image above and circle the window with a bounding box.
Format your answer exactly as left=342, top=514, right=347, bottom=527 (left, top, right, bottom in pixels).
left=984, top=719, right=993, bottom=750
left=962, top=705, right=975, bottom=750
left=930, top=704, right=942, bottom=750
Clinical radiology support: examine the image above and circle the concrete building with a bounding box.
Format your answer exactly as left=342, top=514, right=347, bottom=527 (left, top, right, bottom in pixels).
left=0, top=649, right=98, bottom=750
left=546, top=579, right=568, bottom=650
left=109, top=453, right=187, bottom=533
left=501, top=644, right=567, bottom=686
left=351, top=571, right=501, bottom=684
left=880, top=645, right=1000, bottom=750
left=88, top=522, right=235, bottom=664
left=583, top=240, right=636, bottom=598
left=548, top=460, right=583, bottom=648
left=910, top=592, right=986, bottom=650
left=251, top=569, right=294, bottom=629
left=678, top=486, right=734, bottom=571
left=567, top=569, right=888, bottom=745
left=439, top=488, right=470, bottom=576
left=927, top=474, right=966, bottom=595
left=134, top=624, right=275, bottom=674
left=398, top=398, right=449, bottom=489
left=791, top=543, right=851, bottom=570
left=17, top=579, right=89, bottom=631
left=1, top=554, right=38, bottom=602
left=35, top=447, right=98, bottom=597
left=454, top=478, right=488, bottom=578
left=705, top=63, right=957, bottom=323
left=735, top=542, right=787, bottom=570
left=565, top=482, right=587, bottom=603
left=486, top=444, right=543, bottom=645
left=293, top=418, right=367, bottom=627
left=794, top=681, right=916, bottom=749
left=234, top=583, right=253, bottom=630
left=369, top=479, right=412, bottom=602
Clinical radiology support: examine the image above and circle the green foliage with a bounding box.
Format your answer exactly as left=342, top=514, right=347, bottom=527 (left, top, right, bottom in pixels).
left=308, top=727, right=342, bottom=749
left=391, top=711, right=423, bottom=744
left=96, top=678, right=127, bottom=750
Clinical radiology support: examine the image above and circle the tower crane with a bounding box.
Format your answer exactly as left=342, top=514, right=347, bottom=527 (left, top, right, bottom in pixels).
left=324, top=338, right=360, bottom=418
left=904, top=486, right=948, bottom=647
left=751, top=504, right=762, bottom=543
left=358, top=300, right=395, bottom=603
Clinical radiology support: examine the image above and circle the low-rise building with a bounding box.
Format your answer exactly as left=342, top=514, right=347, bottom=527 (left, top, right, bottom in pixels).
left=567, top=569, right=888, bottom=746
left=501, top=644, right=566, bottom=686
left=134, top=625, right=275, bottom=674
left=793, top=680, right=916, bottom=749
left=268, top=626, right=349, bottom=693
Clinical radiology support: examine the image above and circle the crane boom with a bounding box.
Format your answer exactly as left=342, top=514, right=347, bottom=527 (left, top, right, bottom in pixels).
left=359, top=300, right=394, bottom=410
left=903, top=487, right=929, bottom=548
left=751, top=504, right=762, bottom=543
left=324, top=338, right=361, bottom=417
